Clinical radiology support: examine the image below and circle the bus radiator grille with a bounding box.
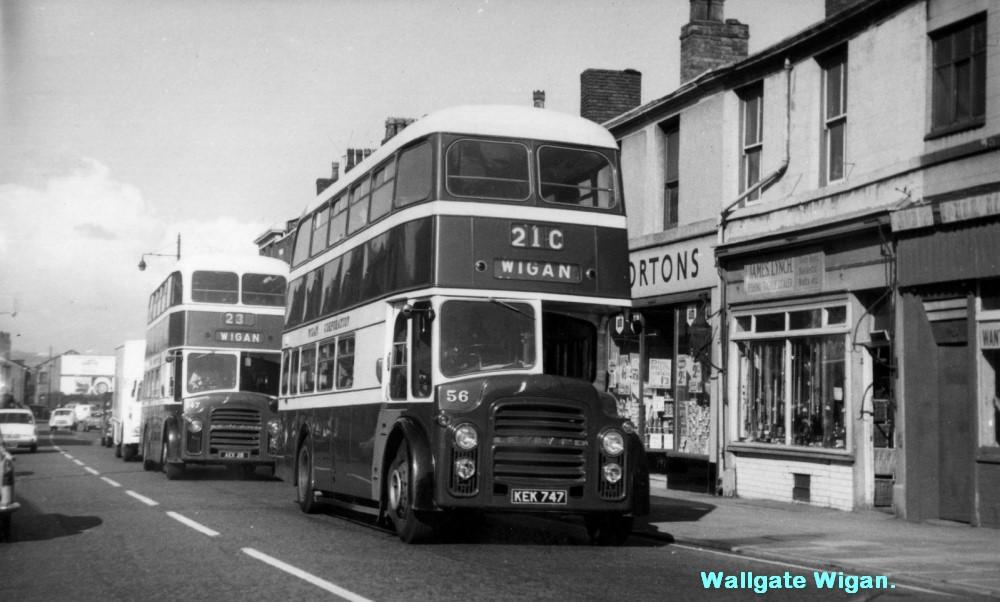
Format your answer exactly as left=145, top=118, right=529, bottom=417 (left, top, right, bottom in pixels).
left=491, top=401, right=587, bottom=484
left=209, top=408, right=262, bottom=454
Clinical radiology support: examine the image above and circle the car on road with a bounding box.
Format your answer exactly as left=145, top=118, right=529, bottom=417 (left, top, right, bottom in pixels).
left=0, top=433, right=19, bottom=541
left=49, top=408, right=77, bottom=432
left=0, top=409, right=38, bottom=453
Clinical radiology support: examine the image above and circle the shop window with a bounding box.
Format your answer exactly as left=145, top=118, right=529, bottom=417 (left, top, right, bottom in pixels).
left=608, top=301, right=712, bottom=455
left=734, top=303, right=849, bottom=449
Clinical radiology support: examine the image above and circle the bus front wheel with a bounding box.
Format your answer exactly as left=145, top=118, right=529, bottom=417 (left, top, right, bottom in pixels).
left=296, top=441, right=319, bottom=514
left=161, top=439, right=184, bottom=480
left=387, top=442, right=435, bottom=544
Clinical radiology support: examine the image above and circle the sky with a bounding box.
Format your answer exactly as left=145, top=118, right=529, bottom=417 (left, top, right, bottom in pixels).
left=0, top=0, right=824, bottom=361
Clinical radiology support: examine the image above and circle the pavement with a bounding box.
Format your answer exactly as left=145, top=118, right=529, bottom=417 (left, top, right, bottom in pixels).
left=640, top=475, right=1000, bottom=599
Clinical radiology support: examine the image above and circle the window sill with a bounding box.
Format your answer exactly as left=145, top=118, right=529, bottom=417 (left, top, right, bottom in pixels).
left=925, top=118, right=985, bottom=141
left=728, top=441, right=854, bottom=464
left=975, top=447, right=1000, bottom=465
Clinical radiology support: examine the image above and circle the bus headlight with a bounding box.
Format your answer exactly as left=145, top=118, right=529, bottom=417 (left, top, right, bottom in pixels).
left=188, top=419, right=203, bottom=434
left=601, top=431, right=624, bottom=456
left=454, top=457, right=476, bottom=480
left=454, top=424, right=478, bottom=450
left=267, top=419, right=281, bottom=439
left=602, top=462, right=623, bottom=483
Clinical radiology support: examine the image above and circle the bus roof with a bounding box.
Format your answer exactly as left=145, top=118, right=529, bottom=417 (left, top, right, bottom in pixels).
left=313, top=105, right=618, bottom=209
left=169, top=254, right=289, bottom=276
left=400, top=105, right=618, bottom=150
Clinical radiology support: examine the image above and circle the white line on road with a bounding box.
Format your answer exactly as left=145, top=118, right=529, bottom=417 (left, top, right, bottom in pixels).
left=242, top=547, right=372, bottom=602
left=84, top=467, right=100, bottom=476
left=63, top=453, right=73, bottom=459
left=167, top=511, right=220, bottom=537
left=125, top=490, right=159, bottom=506
left=101, top=477, right=121, bottom=487
left=72, top=459, right=85, bottom=466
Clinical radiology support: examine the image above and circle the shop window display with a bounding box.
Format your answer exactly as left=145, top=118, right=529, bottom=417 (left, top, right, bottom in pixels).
left=608, top=302, right=712, bottom=456
left=735, top=304, right=848, bottom=449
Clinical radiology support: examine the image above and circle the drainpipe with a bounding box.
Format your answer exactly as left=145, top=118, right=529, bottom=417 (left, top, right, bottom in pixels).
left=715, top=57, right=793, bottom=495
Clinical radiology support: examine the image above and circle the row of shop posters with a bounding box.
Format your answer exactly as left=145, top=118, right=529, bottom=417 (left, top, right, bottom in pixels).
left=607, top=347, right=704, bottom=423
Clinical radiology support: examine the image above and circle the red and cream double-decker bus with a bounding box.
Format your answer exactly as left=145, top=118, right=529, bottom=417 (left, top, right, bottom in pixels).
left=139, top=254, right=287, bottom=479
left=279, top=105, right=649, bottom=543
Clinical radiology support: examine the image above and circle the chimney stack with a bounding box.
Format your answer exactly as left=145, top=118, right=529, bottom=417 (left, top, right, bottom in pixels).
left=679, top=0, right=749, bottom=84
left=315, top=162, right=340, bottom=195
left=533, top=90, right=546, bottom=108
left=344, top=148, right=373, bottom=173
left=579, top=68, right=642, bottom=124
left=382, top=116, right=415, bottom=145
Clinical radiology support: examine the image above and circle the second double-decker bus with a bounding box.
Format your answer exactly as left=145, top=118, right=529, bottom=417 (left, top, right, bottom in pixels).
left=139, top=254, right=287, bottom=479
left=278, top=105, right=649, bottom=543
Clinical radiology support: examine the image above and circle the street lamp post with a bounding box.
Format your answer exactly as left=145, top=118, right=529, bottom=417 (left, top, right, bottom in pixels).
left=138, top=234, right=181, bottom=271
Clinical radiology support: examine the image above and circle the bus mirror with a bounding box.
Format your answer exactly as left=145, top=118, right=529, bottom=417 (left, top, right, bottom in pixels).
left=375, top=357, right=384, bottom=384
left=401, top=304, right=414, bottom=319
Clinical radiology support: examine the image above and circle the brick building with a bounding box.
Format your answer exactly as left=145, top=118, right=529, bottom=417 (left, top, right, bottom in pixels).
left=599, top=0, right=1000, bottom=526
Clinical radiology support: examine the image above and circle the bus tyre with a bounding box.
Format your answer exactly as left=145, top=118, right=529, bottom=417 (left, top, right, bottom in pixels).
left=584, top=513, right=633, bottom=546
left=387, top=442, right=435, bottom=544
left=296, top=442, right=319, bottom=514
left=114, top=443, right=122, bottom=459
left=161, top=439, right=183, bottom=480
left=122, top=444, right=136, bottom=462
left=141, top=434, right=156, bottom=471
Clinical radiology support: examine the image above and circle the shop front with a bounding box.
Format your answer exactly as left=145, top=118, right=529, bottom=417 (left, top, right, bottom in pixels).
left=718, top=222, right=894, bottom=510
left=892, top=192, right=1000, bottom=527
left=611, top=232, right=719, bottom=491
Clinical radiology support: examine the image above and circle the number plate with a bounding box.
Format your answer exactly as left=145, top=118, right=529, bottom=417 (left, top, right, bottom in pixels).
left=221, top=451, right=249, bottom=459
left=510, top=489, right=567, bottom=505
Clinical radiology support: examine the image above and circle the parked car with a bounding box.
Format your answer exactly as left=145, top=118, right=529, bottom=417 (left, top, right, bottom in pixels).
left=49, top=408, right=77, bottom=432
left=81, top=410, right=104, bottom=432
left=0, top=409, right=38, bottom=453
left=0, top=434, right=19, bottom=541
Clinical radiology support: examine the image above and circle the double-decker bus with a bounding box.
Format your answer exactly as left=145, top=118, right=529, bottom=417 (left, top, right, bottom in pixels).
left=139, top=254, right=287, bottom=479
left=278, top=105, right=649, bottom=543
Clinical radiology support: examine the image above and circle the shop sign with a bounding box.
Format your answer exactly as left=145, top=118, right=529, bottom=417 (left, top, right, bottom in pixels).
left=940, top=192, right=1000, bottom=225
left=629, top=236, right=715, bottom=298
left=979, top=322, right=1000, bottom=349
left=744, top=252, right=824, bottom=297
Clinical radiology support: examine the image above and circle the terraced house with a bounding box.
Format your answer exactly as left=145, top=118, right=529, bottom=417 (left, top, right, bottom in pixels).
left=597, top=0, right=1000, bottom=527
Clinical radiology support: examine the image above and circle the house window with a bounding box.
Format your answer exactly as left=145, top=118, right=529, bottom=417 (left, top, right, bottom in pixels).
left=662, top=121, right=679, bottom=229
left=738, top=83, right=763, bottom=204
left=819, top=48, right=847, bottom=185
left=734, top=303, right=850, bottom=449
left=930, top=14, right=986, bottom=135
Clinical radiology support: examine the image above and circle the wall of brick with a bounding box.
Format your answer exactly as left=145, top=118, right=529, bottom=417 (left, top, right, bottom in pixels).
left=679, top=20, right=748, bottom=84
left=735, top=454, right=856, bottom=511
left=580, top=69, right=641, bottom=124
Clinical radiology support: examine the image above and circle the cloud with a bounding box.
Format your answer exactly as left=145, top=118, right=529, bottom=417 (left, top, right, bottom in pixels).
left=0, top=158, right=270, bottom=357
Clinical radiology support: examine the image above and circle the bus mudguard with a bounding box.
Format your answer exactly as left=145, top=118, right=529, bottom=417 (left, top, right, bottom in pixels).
left=388, top=417, right=435, bottom=512
left=628, top=432, right=651, bottom=516
left=164, top=418, right=183, bottom=463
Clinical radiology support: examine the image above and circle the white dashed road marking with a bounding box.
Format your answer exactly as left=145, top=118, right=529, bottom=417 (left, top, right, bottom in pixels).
left=242, top=547, right=373, bottom=602
left=167, top=511, right=220, bottom=537
left=125, top=490, right=159, bottom=506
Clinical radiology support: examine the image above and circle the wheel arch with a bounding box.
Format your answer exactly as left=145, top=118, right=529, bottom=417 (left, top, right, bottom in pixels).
left=382, top=417, right=435, bottom=512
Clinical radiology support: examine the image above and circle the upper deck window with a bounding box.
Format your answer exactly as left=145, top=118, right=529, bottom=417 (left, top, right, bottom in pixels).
left=192, top=271, right=238, bottom=303
left=446, top=139, right=530, bottom=200
left=242, top=273, right=286, bottom=307
left=538, top=146, right=616, bottom=209
left=291, top=218, right=311, bottom=267
left=394, top=140, right=433, bottom=207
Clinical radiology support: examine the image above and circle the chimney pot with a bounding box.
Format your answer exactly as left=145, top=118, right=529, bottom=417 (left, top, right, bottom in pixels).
left=533, top=90, right=546, bottom=108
